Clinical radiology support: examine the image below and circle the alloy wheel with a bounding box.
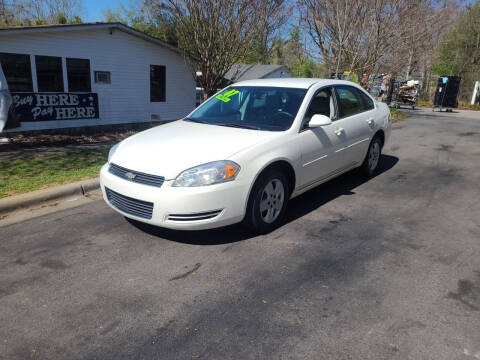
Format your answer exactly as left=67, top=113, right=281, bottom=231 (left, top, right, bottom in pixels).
left=259, top=179, right=285, bottom=224
left=368, top=141, right=380, bottom=171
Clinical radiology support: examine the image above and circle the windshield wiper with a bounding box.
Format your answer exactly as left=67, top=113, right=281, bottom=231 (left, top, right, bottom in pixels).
left=184, top=117, right=206, bottom=124
left=185, top=119, right=263, bottom=130
left=216, top=123, right=262, bottom=130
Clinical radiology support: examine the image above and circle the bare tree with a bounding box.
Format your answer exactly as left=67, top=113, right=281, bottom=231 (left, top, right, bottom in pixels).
left=300, top=0, right=366, bottom=76
left=300, top=0, right=459, bottom=89
left=1, top=0, right=82, bottom=26
left=147, top=0, right=289, bottom=99
left=251, top=0, right=291, bottom=63
left=0, top=0, right=26, bottom=26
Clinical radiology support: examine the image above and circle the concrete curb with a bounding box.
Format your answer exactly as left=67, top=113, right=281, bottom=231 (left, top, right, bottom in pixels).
left=0, top=178, right=100, bottom=214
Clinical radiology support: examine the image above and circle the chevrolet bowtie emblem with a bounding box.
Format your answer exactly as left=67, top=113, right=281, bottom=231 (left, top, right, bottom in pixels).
left=125, top=172, right=136, bottom=180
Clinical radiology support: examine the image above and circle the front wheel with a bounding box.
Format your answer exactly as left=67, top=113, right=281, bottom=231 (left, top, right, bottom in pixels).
left=360, top=136, right=382, bottom=177
left=244, top=170, right=289, bottom=234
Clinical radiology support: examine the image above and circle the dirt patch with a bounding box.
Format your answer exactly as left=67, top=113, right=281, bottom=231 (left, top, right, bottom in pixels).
left=448, top=273, right=480, bottom=311
left=437, top=144, right=453, bottom=152
left=457, top=132, right=478, bottom=137
left=40, top=259, right=69, bottom=270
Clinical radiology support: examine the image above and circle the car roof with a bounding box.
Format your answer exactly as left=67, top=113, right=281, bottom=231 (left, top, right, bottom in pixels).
left=231, top=78, right=361, bottom=89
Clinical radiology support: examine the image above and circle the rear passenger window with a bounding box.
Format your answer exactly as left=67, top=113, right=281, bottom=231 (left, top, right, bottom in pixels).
left=335, top=86, right=365, bottom=118
left=356, top=89, right=374, bottom=110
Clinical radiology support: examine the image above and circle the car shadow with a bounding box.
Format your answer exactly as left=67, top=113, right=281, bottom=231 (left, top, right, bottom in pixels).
left=432, top=109, right=460, bottom=113
left=285, top=154, right=398, bottom=224
left=127, top=154, right=399, bottom=245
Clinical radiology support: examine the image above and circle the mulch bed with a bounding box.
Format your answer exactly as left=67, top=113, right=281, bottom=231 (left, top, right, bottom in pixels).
left=0, top=122, right=165, bottom=150
left=1, top=131, right=133, bottom=149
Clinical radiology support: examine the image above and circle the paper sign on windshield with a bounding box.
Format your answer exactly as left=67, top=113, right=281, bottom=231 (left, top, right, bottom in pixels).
left=216, top=89, right=239, bottom=103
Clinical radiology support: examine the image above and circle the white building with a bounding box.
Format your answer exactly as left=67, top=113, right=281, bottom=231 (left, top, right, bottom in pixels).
left=0, top=22, right=196, bottom=132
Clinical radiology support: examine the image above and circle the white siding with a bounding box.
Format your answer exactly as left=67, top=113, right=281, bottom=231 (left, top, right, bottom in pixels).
left=0, top=28, right=196, bottom=131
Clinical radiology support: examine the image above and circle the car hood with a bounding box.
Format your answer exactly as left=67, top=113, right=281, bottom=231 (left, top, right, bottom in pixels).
left=109, top=120, right=280, bottom=179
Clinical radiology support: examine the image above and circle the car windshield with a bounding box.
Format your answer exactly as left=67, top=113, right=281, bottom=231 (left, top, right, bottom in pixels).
left=185, top=86, right=307, bottom=131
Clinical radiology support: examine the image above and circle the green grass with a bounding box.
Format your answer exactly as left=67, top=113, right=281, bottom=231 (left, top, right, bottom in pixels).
left=459, top=101, right=480, bottom=111
left=0, top=148, right=109, bottom=198
left=389, top=107, right=410, bottom=122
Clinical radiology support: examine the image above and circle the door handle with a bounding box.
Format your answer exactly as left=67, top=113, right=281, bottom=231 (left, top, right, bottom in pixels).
left=335, top=128, right=344, bottom=136
left=366, top=117, right=374, bottom=125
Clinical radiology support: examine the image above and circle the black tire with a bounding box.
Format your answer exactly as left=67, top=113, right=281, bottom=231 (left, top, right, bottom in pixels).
left=360, top=136, right=382, bottom=177
left=244, top=169, right=290, bottom=234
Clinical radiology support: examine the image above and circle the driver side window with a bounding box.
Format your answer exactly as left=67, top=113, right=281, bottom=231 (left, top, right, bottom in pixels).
left=303, top=87, right=334, bottom=128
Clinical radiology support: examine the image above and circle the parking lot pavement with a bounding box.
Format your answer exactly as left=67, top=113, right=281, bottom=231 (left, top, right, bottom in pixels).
left=403, top=106, right=480, bottom=120
left=1, top=111, right=480, bottom=360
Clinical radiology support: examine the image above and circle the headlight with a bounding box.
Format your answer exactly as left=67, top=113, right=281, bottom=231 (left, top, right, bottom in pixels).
left=173, top=161, right=240, bottom=187
left=108, top=143, right=119, bottom=162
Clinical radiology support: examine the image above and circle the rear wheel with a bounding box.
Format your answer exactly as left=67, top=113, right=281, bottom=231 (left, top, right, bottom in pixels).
left=360, top=136, right=382, bottom=177
left=244, top=170, right=289, bottom=234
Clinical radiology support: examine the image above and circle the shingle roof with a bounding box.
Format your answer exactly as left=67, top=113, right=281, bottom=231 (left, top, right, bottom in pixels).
left=224, top=64, right=291, bottom=81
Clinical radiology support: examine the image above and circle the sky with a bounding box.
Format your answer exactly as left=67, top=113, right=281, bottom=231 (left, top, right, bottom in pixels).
left=81, top=0, right=478, bottom=24
left=82, top=0, right=128, bottom=22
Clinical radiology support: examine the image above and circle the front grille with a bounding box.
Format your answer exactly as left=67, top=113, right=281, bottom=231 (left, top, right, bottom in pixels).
left=167, top=210, right=222, bottom=222
left=105, top=187, right=153, bottom=219
left=109, top=163, right=164, bottom=188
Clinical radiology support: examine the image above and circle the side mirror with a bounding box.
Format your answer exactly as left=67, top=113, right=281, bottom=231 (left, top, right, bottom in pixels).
left=309, top=114, right=332, bottom=127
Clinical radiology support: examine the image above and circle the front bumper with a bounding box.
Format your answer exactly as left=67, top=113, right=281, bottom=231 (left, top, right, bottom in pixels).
left=99, top=163, right=250, bottom=230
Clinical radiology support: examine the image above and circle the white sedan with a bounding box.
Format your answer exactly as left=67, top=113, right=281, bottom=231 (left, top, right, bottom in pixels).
left=100, top=79, right=391, bottom=233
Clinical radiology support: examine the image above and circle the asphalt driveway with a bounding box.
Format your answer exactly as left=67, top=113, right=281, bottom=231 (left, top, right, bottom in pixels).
left=1, top=110, right=480, bottom=360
